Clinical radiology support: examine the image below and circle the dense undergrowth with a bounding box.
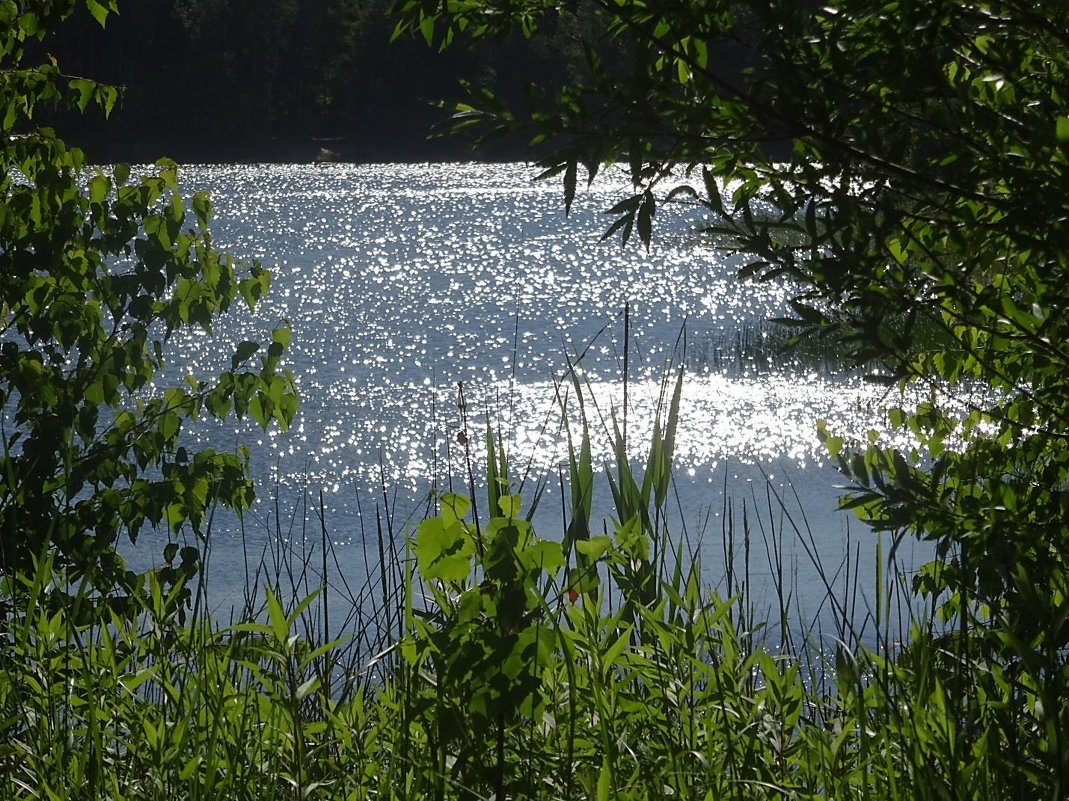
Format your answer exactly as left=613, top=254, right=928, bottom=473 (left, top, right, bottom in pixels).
left=1, top=365, right=1062, bottom=801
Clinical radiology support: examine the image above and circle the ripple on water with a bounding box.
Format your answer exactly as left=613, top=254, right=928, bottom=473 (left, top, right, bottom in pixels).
left=124, top=163, right=942, bottom=621
left=154, top=163, right=924, bottom=491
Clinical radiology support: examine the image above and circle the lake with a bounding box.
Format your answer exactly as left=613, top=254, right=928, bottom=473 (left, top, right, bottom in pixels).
left=127, top=162, right=936, bottom=643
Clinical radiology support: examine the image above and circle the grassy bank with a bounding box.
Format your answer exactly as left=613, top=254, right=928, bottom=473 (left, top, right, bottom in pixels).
left=0, top=368, right=1062, bottom=801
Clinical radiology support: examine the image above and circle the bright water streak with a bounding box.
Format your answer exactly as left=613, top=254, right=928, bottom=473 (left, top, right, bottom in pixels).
left=130, top=163, right=937, bottom=641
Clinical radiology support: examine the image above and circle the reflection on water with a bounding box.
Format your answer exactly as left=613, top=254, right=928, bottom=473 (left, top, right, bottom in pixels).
left=127, top=162, right=936, bottom=633
left=160, top=163, right=899, bottom=482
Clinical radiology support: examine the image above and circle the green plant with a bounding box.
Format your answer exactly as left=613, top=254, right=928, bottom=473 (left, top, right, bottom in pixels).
left=0, top=0, right=298, bottom=595
left=1, top=363, right=1051, bottom=800
left=403, top=488, right=562, bottom=798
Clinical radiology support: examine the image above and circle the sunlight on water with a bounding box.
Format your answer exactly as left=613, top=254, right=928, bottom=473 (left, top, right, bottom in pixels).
left=125, top=163, right=943, bottom=625
left=166, top=162, right=869, bottom=480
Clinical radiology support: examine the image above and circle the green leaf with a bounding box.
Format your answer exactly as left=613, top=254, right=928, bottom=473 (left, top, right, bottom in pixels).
left=563, top=160, right=577, bottom=214
left=575, top=535, right=611, bottom=561
left=159, top=411, right=180, bottom=443
left=1057, top=116, right=1069, bottom=144
left=597, top=757, right=612, bottom=801
left=497, top=493, right=521, bottom=519
left=231, top=340, right=259, bottom=370
left=600, top=625, right=632, bottom=679
left=248, top=395, right=267, bottom=428
left=272, top=326, right=291, bottom=350
left=522, top=540, right=564, bottom=573
left=295, top=676, right=320, bottom=701
left=419, top=13, right=434, bottom=46
left=18, top=11, right=40, bottom=36
left=676, top=57, right=689, bottom=84
left=88, top=173, right=108, bottom=204
left=414, top=516, right=474, bottom=582
left=85, top=0, right=111, bottom=27
left=440, top=492, right=471, bottom=526
left=265, top=587, right=289, bottom=645
left=69, top=78, right=95, bottom=113
left=615, top=516, right=648, bottom=561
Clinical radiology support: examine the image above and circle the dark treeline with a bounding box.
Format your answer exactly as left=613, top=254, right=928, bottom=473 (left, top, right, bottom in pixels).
left=43, top=0, right=604, bottom=163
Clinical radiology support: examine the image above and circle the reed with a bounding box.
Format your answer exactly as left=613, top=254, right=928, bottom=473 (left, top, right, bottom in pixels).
left=0, top=336, right=1058, bottom=800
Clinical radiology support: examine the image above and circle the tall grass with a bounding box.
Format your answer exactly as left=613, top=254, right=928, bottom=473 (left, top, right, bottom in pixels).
left=0, top=352, right=1061, bottom=799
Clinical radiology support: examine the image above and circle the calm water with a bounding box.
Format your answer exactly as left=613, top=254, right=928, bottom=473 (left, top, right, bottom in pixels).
left=127, top=162, right=935, bottom=638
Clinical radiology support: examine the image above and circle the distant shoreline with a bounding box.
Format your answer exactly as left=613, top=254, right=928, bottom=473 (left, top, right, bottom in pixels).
left=63, top=131, right=525, bottom=167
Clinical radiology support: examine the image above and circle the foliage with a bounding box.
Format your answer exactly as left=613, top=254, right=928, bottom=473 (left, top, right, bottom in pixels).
left=0, top=387, right=1055, bottom=800
left=3, top=0, right=1067, bottom=798
left=35, top=0, right=618, bottom=161
left=0, top=555, right=346, bottom=800
left=0, top=0, right=298, bottom=595
left=394, top=0, right=1069, bottom=794
left=170, top=0, right=362, bottom=140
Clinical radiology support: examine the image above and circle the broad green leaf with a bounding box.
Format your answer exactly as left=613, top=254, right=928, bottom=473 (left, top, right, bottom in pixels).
left=440, top=492, right=471, bottom=527
left=497, top=493, right=521, bottom=519
left=231, top=340, right=259, bottom=370
left=272, top=326, right=291, bottom=349
left=85, top=0, right=110, bottom=27
left=575, top=535, right=611, bottom=561
left=522, top=540, right=564, bottom=574
left=414, top=516, right=474, bottom=582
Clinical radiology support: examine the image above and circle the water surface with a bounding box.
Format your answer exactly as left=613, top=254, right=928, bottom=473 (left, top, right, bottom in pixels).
left=132, top=163, right=936, bottom=637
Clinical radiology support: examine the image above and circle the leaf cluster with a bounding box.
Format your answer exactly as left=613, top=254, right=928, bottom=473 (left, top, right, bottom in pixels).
left=1, top=0, right=298, bottom=595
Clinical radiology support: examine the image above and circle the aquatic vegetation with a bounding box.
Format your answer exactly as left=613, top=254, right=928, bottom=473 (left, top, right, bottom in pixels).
left=1, top=367, right=1058, bottom=800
